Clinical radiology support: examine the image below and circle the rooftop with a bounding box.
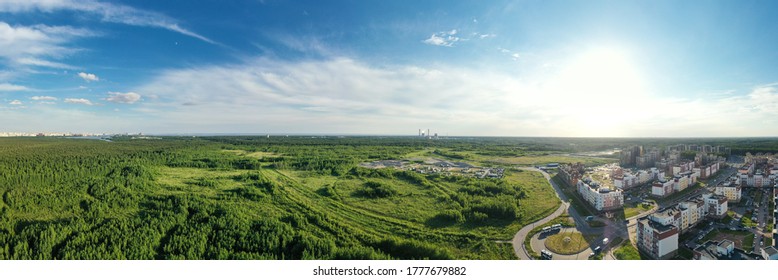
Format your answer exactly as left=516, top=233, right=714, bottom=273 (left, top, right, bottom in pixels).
left=764, top=246, right=778, bottom=256
left=718, top=240, right=734, bottom=248
left=639, top=217, right=676, bottom=233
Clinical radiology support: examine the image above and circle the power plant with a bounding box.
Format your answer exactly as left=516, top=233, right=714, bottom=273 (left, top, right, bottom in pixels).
left=417, top=128, right=440, bottom=139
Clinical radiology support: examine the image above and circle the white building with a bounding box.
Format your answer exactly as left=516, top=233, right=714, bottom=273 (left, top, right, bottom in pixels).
left=703, top=193, right=728, bottom=218
left=613, top=172, right=638, bottom=189
left=637, top=170, right=651, bottom=184
left=761, top=246, right=778, bottom=260
left=577, top=178, right=624, bottom=212
left=652, top=178, right=675, bottom=197
left=672, top=161, right=695, bottom=176
left=637, top=218, right=679, bottom=260
left=714, top=183, right=742, bottom=202
left=678, top=199, right=706, bottom=231
left=649, top=167, right=664, bottom=181
left=673, top=175, right=690, bottom=192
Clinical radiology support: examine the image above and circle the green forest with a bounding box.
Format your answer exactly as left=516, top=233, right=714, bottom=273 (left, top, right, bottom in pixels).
left=0, top=136, right=572, bottom=260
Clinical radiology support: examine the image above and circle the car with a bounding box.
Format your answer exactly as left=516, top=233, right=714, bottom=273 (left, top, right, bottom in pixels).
left=593, top=246, right=601, bottom=253
left=602, top=238, right=609, bottom=244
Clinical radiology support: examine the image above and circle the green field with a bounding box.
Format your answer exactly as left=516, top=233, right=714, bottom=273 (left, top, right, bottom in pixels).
left=0, top=136, right=566, bottom=260
left=545, top=232, right=589, bottom=254
left=614, top=242, right=641, bottom=260
left=623, top=203, right=653, bottom=219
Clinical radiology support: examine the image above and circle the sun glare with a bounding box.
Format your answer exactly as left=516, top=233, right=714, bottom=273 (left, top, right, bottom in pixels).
left=546, top=46, right=650, bottom=136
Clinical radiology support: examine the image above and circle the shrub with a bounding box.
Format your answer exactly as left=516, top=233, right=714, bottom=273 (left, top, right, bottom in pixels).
left=355, top=181, right=397, bottom=198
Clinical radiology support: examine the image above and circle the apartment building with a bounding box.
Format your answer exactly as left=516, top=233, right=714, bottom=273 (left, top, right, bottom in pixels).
left=714, top=183, right=742, bottom=202
left=703, top=194, right=728, bottom=218
left=636, top=218, right=679, bottom=259
left=652, top=178, right=675, bottom=197
left=558, top=163, right=585, bottom=187
left=637, top=192, right=729, bottom=259
left=576, top=178, right=624, bottom=212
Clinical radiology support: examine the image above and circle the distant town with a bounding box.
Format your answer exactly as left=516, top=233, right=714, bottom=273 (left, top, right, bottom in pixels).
left=0, top=132, right=142, bottom=137
left=554, top=144, right=777, bottom=260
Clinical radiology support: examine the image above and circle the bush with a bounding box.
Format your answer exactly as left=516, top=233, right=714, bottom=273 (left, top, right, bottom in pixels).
left=355, top=181, right=397, bottom=198
left=373, top=238, right=453, bottom=260
left=317, top=185, right=340, bottom=200
left=614, top=244, right=641, bottom=260
left=429, top=210, right=465, bottom=225
left=465, top=196, right=520, bottom=220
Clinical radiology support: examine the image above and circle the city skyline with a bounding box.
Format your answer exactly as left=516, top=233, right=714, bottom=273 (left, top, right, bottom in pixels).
left=2, top=1, right=778, bottom=137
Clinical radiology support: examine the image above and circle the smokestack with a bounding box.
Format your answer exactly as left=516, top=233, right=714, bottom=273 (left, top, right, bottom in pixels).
left=419, top=129, right=421, bottom=137
left=427, top=129, right=430, bottom=139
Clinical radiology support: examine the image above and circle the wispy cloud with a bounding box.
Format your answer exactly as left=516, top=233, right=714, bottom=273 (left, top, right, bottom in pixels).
left=64, top=98, right=93, bottom=105
left=0, top=22, right=92, bottom=70
left=78, top=72, right=99, bottom=82
left=9, top=100, right=22, bottom=105
left=31, top=95, right=57, bottom=101
left=132, top=56, right=554, bottom=134
left=105, top=91, right=141, bottom=104
left=423, top=29, right=495, bottom=47
left=497, top=47, right=520, bottom=61
left=423, top=29, right=460, bottom=47
left=0, top=0, right=214, bottom=44
left=0, top=83, right=29, bottom=91
left=126, top=55, right=778, bottom=136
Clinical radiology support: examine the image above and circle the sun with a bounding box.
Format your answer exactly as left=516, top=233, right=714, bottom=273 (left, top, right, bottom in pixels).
left=561, top=46, right=646, bottom=99
left=545, top=46, right=650, bottom=136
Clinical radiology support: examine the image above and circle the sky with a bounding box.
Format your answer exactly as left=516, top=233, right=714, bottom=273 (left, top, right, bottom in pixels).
left=2, top=0, right=778, bottom=137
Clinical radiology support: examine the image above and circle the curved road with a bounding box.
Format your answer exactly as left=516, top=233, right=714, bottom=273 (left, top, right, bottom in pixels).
left=512, top=201, right=567, bottom=259
left=512, top=167, right=644, bottom=260
left=512, top=167, right=571, bottom=259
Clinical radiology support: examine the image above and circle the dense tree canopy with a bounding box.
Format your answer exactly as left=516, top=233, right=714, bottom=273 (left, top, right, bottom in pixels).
left=0, top=136, right=559, bottom=259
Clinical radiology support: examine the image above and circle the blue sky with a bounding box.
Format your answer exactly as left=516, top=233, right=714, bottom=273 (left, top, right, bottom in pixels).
left=1, top=0, right=778, bottom=136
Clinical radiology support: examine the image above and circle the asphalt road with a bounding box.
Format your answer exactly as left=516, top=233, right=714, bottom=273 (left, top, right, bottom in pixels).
left=513, top=167, right=639, bottom=260
left=511, top=168, right=569, bottom=260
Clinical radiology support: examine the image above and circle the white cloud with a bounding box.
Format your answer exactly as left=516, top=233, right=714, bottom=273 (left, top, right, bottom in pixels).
left=131, top=57, right=552, bottom=134
left=64, top=98, right=93, bottom=105
left=0, top=0, right=214, bottom=44
left=9, top=100, right=22, bottom=105
left=0, top=22, right=92, bottom=70
left=423, top=30, right=495, bottom=47
left=423, top=29, right=461, bottom=47
left=0, top=83, right=29, bottom=91
left=124, top=56, right=778, bottom=136
left=31, top=95, right=57, bottom=101
left=15, top=57, right=77, bottom=69
left=78, top=72, right=99, bottom=82
left=105, top=91, right=141, bottom=104
left=497, top=48, right=520, bottom=61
